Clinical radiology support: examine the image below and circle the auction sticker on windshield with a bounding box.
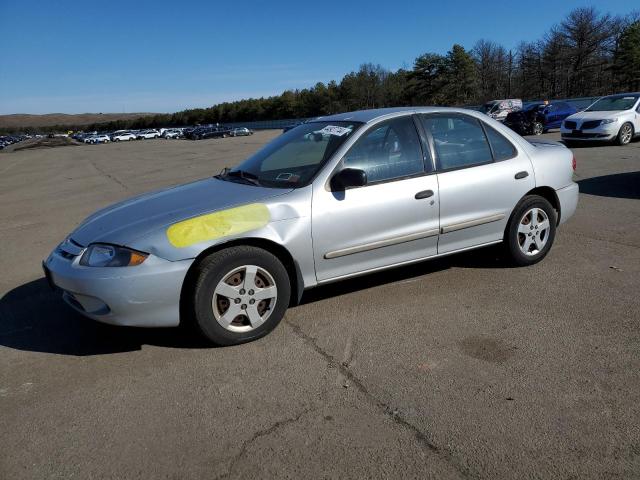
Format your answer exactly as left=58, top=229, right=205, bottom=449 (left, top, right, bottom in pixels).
left=316, top=125, right=352, bottom=136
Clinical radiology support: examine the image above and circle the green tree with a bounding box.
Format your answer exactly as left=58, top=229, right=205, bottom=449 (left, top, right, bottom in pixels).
left=408, top=53, right=449, bottom=104
left=443, top=44, right=478, bottom=105
left=613, top=21, right=640, bottom=91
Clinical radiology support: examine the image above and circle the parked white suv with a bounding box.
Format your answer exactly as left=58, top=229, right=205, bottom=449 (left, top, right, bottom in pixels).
left=136, top=129, right=160, bottom=140
left=162, top=129, right=182, bottom=139
left=87, top=134, right=111, bottom=144
left=112, top=132, right=137, bottom=141
left=561, top=93, right=640, bottom=145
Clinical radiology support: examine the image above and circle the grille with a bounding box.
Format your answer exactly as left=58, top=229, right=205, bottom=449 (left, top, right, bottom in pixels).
left=581, top=120, right=602, bottom=130
left=564, top=120, right=577, bottom=129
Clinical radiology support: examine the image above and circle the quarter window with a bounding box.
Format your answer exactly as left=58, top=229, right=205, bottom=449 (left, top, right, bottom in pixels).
left=421, top=115, right=492, bottom=170
left=483, top=125, right=517, bottom=161
left=342, top=116, right=425, bottom=183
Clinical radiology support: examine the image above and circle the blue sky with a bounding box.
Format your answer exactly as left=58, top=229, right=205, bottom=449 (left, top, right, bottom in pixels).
left=0, top=0, right=635, bottom=114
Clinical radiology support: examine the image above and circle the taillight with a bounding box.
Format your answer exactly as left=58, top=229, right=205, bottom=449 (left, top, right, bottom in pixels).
left=572, top=155, right=576, bottom=171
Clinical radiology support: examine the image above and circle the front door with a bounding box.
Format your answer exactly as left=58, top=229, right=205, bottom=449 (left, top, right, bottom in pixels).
left=312, top=116, right=440, bottom=282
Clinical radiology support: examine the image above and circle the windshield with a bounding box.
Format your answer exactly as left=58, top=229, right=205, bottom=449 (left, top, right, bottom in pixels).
left=586, top=95, right=639, bottom=112
left=223, top=121, right=362, bottom=188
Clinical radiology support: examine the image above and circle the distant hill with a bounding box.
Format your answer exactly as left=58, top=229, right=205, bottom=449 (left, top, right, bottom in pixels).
left=0, top=112, right=156, bottom=129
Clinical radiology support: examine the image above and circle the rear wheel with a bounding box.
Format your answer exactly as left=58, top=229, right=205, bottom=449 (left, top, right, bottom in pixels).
left=616, top=122, right=634, bottom=146
left=188, top=246, right=291, bottom=346
left=504, top=195, right=556, bottom=266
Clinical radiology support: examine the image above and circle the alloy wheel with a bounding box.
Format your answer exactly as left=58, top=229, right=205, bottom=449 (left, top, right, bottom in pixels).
left=211, top=265, right=278, bottom=332
left=533, top=122, right=543, bottom=135
left=621, top=124, right=632, bottom=144
left=517, top=207, right=550, bottom=256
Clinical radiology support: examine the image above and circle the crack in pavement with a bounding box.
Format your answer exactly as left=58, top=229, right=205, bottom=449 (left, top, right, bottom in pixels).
left=284, top=318, right=474, bottom=480
left=215, top=406, right=317, bottom=480
left=88, top=161, right=129, bottom=191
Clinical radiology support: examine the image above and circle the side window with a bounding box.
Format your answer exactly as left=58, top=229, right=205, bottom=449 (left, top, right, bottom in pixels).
left=483, top=125, right=517, bottom=161
left=342, top=116, right=424, bottom=183
left=421, top=115, right=492, bottom=170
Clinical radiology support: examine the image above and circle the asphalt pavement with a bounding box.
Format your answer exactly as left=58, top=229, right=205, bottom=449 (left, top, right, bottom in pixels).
left=1, top=131, right=638, bottom=479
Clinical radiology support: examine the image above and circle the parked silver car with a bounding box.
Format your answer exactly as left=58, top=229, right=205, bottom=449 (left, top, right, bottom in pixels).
left=43, top=107, right=578, bottom=345
left=230, top=127, right=254, bottom=137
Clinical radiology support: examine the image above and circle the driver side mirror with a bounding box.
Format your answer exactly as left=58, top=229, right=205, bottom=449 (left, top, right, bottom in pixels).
left=330, top=168, right=367, bottom=190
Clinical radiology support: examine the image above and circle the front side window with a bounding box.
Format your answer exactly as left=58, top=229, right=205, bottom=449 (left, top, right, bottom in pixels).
left=342, top=116, right=425, bottom=184
left=421, top=115, right=493, bottom=170
left=227, top=121, right=361, bottom=188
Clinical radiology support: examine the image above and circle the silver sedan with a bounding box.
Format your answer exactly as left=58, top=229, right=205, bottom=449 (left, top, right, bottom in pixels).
left=44, top=107, right=579, bottom=345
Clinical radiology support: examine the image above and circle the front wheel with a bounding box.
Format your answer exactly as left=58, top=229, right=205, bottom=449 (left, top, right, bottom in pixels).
left=532, top=122, right=544, bottom=135
left=504, top=195, right=557, bottom=266
left=188, top=246, right=291, bottom=346
left=616, top=122, right=634, bottom=146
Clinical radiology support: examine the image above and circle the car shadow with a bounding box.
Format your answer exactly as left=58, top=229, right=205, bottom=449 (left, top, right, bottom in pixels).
left=1, top=246, right=507, bottom=356
left=578, top=171, right=640, bottom=200
left=562, top=137, right=640, bottom=148
left=299, top=244, right=507, bottom=305
left=0, top=278, right=210, bottom=356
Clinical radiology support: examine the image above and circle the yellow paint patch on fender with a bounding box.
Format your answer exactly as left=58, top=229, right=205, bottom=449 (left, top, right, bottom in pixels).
left=166, top=203, right=270, bottom=248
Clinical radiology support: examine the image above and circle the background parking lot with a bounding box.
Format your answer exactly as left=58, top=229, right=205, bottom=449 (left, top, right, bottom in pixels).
left=0, top=132, right=639, bottom=478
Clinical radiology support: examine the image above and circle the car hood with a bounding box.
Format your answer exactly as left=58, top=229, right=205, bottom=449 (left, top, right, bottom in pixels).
left=70, top=177, right=292, bottom=247
left=566, top=110, right=625, bottom=121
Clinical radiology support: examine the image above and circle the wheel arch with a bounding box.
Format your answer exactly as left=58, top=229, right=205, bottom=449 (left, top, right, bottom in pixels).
left=524, top=186, right=561, bottom=224
left=179, top=238, right=304, bottom=325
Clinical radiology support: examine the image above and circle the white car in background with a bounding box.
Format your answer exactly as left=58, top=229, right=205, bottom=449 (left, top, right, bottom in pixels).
left=136, top=129, right=161, bottom=140
left=480, top=99, right=523, bottom=122
left=561, top=93, right=640, bottom=146
left=162, top=129, right=182, bottom=139
left=230, top=127, right=254, bottom=137
left=112, top=132, right=137, bottom=141
left=86, top=134, right=110, bottom=144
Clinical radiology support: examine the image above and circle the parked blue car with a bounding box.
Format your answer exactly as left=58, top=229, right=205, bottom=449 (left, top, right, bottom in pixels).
left=504, top=102, right=577, bottom=135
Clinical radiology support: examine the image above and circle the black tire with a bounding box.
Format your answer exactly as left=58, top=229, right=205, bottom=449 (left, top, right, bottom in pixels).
left=504, top=195, right=557, bottom=266
left=615, top=122, right=634, bottom=146
left=188, top=246, right=291, bottom=346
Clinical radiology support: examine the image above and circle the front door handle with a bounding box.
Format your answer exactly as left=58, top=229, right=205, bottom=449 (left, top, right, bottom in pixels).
left=515, top=171, right=529, bottom=180
left=415, top=190, right=434, bottom=199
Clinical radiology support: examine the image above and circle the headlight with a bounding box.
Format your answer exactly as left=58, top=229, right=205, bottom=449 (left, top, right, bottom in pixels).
left=80, top=244, right=148, bottom=267
left=601, top=118, right=618, bottom=125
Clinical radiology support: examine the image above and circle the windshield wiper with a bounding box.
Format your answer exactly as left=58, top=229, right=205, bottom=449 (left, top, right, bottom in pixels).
left=218, top=168, right=262, bottom=187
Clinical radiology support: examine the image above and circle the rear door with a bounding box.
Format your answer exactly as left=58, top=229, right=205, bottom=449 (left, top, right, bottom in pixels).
left=419, top=113, right=535, bottom=254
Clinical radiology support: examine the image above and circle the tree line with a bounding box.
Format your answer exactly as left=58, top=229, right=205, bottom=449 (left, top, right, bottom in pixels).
left=5, top=7, right=640, bottom=134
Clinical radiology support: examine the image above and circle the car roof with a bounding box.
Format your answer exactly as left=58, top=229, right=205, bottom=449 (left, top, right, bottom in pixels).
left=313, top=106, right=479, bottom=124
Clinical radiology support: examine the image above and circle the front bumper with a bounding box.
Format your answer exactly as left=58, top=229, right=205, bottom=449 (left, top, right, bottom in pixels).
left=43, top=245, right=193, bottom=327
left=560, top=123, right=618, bottom=141
left=556, top=183, right=579, bottom=225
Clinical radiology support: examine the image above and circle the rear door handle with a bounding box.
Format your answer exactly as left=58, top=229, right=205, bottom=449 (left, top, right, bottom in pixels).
left=515, top=171, right=529, bottom=179
left=415, top=190, right=434, bottom=199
